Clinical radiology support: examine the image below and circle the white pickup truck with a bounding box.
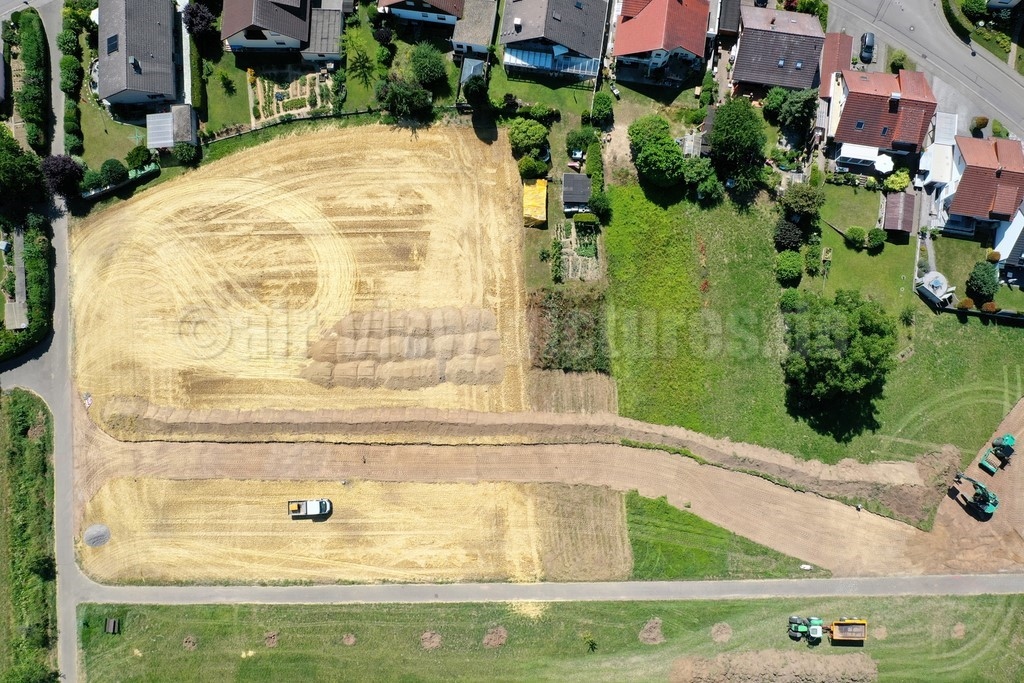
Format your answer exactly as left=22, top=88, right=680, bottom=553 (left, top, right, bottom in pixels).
left=288, top=498, right=332, bottom=519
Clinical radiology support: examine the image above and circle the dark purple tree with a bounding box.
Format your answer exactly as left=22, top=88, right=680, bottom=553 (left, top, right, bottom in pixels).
left=183, top=2, right=216, bottom=35
left=40, top=154, right=84, bottom=197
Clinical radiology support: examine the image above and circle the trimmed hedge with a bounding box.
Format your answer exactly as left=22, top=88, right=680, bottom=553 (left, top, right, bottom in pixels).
left=59, top=54, right=82, bottom=95
left=0, top=218, right=54, bottom=361
left=586, top=141, right=603, bottom=192
left=941, top=0, right=972, bottom=42
left=13, top=10, right=49, bottom=152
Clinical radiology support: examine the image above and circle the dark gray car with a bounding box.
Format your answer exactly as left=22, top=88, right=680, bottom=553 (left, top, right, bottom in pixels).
left=860, top=32, right=875, bottom=63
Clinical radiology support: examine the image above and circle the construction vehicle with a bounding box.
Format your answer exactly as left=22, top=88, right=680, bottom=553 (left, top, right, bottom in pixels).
left=979, top=434, right=1016, bottom=475
left=787, top=616, right=824, bottom=643
left=830, top=618, right=867, bottom=643
left=288, top=498, right=332, bottom=519
left=954, top=473, right=998, bottom=519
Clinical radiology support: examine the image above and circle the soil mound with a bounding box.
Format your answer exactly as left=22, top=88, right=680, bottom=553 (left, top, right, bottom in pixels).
left=342, top=633, right=356, bottom=646
left=639, top=618, right=665, bottom=645
left=873, top=626, right=887, bottom=640
left=265, top=631, right=279, bottom=648
left=182, top=635, right=197, bottom=651
left=671, top=650, right=878, bottom=683
left=711, top=622, right=732, bottom=643
left=952, top=623, right=965, bottom=639
left=483, top=626, right=508, bottom=648
left=420, top=631, right=442, bottom=650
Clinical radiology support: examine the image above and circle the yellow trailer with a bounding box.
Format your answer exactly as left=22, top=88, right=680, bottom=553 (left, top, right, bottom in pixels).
left=830, top=619, right=867, bottom=642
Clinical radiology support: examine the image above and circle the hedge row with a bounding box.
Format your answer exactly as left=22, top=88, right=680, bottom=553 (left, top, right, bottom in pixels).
left=0, top=218, right=54, bottom=362
left=586, top=140, right=603, bottom=192
left=941, top=0, right=973, bottom=42
left=13, top=10, right=49, bottom=152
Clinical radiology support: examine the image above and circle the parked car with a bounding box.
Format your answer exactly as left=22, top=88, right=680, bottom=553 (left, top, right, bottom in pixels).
left=860, top=32, right=875, bottom=63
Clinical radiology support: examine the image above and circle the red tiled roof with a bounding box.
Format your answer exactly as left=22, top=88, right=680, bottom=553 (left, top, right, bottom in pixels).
left=833, top=70, right=937, bottom=151
left=378, top=0, right=464, bottom=16
left=819, top=32, right=852, bottom=99
left=950, top=136, right=1024, bottom=220
left=883, top=190, right=915, bottom=233
left=613, top=0, right=710, bottom=58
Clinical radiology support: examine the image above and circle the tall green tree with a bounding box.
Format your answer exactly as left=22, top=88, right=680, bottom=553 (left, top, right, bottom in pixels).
left=634, top=135, right=685, bottom=187
left=708, top=98, right=766, bottom=193
left=0, top=130, right=46, bottom=212
left=778, top=88, right=819, bottom=130
left=507, top=117, right=548, bottom=157
left=966, top=261, right=1000, bottom=302
left=410, top=43, right=448, bottom=90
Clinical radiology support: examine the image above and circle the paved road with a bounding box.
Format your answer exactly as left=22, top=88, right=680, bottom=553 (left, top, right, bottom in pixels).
left=1, top=0, right=1023, bottom=681
left=828, top=0, right=1024, bottom=134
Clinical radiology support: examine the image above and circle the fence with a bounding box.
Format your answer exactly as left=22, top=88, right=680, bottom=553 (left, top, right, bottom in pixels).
left=201, top=108, right=379, bottom=147
left=917, top=288, right=1024, bottom=327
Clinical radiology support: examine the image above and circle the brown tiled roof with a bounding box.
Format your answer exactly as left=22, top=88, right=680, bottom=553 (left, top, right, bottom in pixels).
left=221, top=0, right=312, bottom=42
left=950, top=136, right=1024, bottom=220
left=613, top=0, right=709, bottom=59
left=819, top=32, right=852, bottom=99
left=378, top=0, right=465, bottom=15
left=883, top=190, right=915, bottom=233
left=833, top=70, right=936, bottom=151
left=733, top=7, right=824, bottom=89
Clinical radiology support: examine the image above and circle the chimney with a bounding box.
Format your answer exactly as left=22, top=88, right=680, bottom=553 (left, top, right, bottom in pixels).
left=997, top=166, right=1004, bottom=177
left=770, top=16, right=775, bottom=24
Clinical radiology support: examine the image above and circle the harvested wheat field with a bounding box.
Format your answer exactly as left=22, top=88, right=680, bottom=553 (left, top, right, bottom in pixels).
left=71, top=126, right=529, bottom=428
left=77, top=479, right=631, bottom=584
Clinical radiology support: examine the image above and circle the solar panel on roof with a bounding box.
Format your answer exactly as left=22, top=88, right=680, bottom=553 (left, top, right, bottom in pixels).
left=107, top=35, right=118, bottom=54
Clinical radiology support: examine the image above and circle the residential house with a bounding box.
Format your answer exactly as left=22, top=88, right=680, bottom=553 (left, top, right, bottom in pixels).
left=940, top=136, right=1024, bottom=280
left=451, top=0, right=498, bottom=54
left=379, top=0, right=461, bottom=26
left=988, top=0, right=1020, bottom=8
left=303, top=0, right=344, bottom=61
left=563, top=172, right=592, bottom=212
left=731, top=7, right=823, bottom=92
left=97, top=0, right=177, bottom=106
left=826, top=69, right=936, bottom=172
left=818, top=32, right=851, bottom=100
left=498, top=0, right=608, bottom=78
left=717, top=0, right=740, bottom=37
left=612, top=0, right=710, bottom=82
left=221, top=0, right=342, bottom=60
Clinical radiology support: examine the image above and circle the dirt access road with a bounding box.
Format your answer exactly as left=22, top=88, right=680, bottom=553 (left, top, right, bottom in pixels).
left=71, top=126, right=530, bottom=426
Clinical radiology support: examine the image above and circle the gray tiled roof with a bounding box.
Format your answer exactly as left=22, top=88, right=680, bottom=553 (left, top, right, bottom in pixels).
left=500, top=0, right=608, bottom=59
left=563, top=172, right=592, bottom=203
left=98, top=0, right=177, bottom=100
left=306, top=8, right=342, bottom=53
left=453, top=0, right=498, bottom=48
left=221, top=0, right=312, bottom=42
left=733, top=7, right=824, bottom=89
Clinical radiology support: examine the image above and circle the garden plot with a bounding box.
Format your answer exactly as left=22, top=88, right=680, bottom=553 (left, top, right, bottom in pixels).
left=71, top=126, right=530, bottom=429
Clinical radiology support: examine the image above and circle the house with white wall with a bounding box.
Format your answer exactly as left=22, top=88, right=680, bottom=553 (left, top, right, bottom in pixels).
left=378, top=0, right=460, bottom=25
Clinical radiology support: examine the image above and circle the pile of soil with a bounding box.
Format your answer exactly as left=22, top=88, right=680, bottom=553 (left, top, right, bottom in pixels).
left=639, top=618, right=665, bottom=645
left=671, top=650, right=878, bottom=683
left=711, top=623, right=732, bottom=643
left=182, top=635, right=197, bottom=651
left=420, top=631, right=442, bottom=651
left=483, top=626, right=508, bottom=649
left=342, top=633, right=357, bottom=646
left=873, top=626, right=888, bottom=640
left=952, top=623, right=966, bottom=639
left=265, top=631, right=279, bottom=648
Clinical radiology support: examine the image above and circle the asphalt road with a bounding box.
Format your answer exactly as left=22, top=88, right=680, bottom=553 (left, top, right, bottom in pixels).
left=2, top=0, right=1024, bottom=681
left=828, top=0, right=1024, bottom=134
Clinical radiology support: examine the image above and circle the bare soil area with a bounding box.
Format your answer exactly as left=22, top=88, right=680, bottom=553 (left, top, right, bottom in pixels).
left=77, top=479, right=630, bottom=584
left=671, top=651, right=878, bottom=683
left=710, top=623, right=732, bottom=643
left=482, top=626, right=508, bottom=648
left=639, top=618, right=665, bottom=645
left=71, top=126, right=529, bottom=433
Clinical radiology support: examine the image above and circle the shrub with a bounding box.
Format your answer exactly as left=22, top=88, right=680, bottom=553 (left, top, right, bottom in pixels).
left=373, top=26, right=394, bottom=44
left=762, top=87, right=788, bottom=122
left=307, top=83, right=318, bottom=108
left=550, top=237, right=564, bottom=283
left=779, top=182, right=825, bottom=222
left=56, top=28, right=79, bottom=56
left=899, top=305, right=915, bottom=326
left=883, top=168, right=910, bottom=193
left=888, top=49, right=908, bottom=73
left=845, top=226, right=867, bottom=247
left=683, top=106, right=706, bottom=126
left=376, top=44, right=394, bottom=68
left=591, top=92, right=614, bottom=127
left=63, top=118, right=81, bottom=137
left=981, top=301, right=1000, bottom=313
left=25, top=124, right=44, bottom=150
left=100, top=158, right=128, bottom=185
left=63, top=133, right=83, bottom=156
left=961, top=0, right=987, bottom=20
left=993, top=120, right=1009, bottom=138
left=804, top=243, right=823, bottom=276
left=517, top=155, right=547, bottom=179
left=410, top=43, right=448, bottom=90
left=566, top=127, right=598, bottom=155
left=125, top=145, right=152, bottom=171
left=780, top=288, right=810, bottom=313
left=699, top=69, right=715, bottom=106
left=190, top=39, right=206, bottom=116
left=14, top=10, right=49, bottom=149
left=942, top=0, right=973, bottom=41
left=774, top=219, right=803, bottom=251
left=59, top=54, right=82, bottom=94
left=80, top=168, right=104, bottom=192
left=508, top=117, right=548, bottom=157
left=987, top=250, right=1002, bottom=263
left=970, top=116, right=989, bottom=133
left=967, top=260, right=999, bottom=302
left=957, top=296, right=974, bottom=310
left=588, top=191, right=611, bottom=223
left=776, top=250, right=803, bottom=285
left=172, top=142, right=200, bottom=167
left=867, top=228, right=887, bottom=251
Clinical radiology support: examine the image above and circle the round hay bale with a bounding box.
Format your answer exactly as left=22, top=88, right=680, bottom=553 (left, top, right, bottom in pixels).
left=83, top=524, right=111, bottom=547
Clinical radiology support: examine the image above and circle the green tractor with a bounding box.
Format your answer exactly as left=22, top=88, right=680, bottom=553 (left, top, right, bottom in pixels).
left=954, top=472, right=999, bottom=519
left=788, top=616, right=824, bottom=643
left=979, top=434, right=1016, bottom=475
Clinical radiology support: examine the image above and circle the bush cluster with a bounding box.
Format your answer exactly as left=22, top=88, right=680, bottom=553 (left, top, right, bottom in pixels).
left=776, top=250, right=803, bottom=285
left=591, top=92, right=613, bottom=127
left=59, top=53, right=83, bottom=95
left=14, top=10, right=50, bottom=152
left=845, top=226, right=867, bottom=247
left=0, top=219, right=54, bottom=361
left=867, top=227, right=887, bottom=251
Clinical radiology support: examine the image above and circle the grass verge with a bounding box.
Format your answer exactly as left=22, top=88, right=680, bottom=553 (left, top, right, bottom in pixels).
left=0, top=390, right=56, bottom=681
left=78, top=99, right=146, bottom=171
left=626, top=492, right=824, bottom=579
left=205, top=52, right=251, bottom=132
left=80, top=596, right=1024, bottom=681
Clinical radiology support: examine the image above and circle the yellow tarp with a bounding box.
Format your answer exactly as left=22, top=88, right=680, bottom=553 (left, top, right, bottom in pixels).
left=523, top=179, right=547, bottom=227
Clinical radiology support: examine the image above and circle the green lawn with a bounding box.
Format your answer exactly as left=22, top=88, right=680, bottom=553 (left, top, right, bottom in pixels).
left=626, top=492, right=826, bottom=580
left=205, top=52, right=251, bottom=132
left=994, top=284, right=1024, bottom=310
left=80, top=595, right=1024, bottom=682
left=933, top=236, right=987, bottom=290
left=78, top=99, right=146, bottom=170
left=490, top=64, right=594, bottom=118
left=525, top=226, right=555, bottom=292
left=607, top=184, right=1024, bottom=466
left=813, top=186, right=912, bottom=314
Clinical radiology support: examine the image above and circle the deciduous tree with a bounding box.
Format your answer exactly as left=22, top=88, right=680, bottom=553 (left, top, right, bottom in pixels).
left=40, top=154, right=83, bottom=196
left=708, top=98, right=766, bottom=193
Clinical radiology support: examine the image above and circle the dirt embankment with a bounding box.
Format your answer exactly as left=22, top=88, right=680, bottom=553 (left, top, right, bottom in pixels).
left=671, top=650, right=878, bottom=683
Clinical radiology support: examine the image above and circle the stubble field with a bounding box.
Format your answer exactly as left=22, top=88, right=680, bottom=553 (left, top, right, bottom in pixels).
left=71, top=126, right=529, bottom=426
